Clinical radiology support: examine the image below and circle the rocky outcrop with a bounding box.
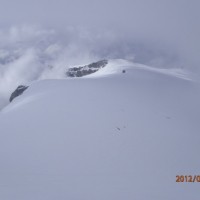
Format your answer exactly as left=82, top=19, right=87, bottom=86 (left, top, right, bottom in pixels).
left=66, top=60, right=108, bottom=77
left=9, top=85, right=29, bottom=102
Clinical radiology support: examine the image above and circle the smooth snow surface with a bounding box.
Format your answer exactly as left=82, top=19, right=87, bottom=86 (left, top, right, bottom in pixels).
left=0, top=60, right=200, bottom=199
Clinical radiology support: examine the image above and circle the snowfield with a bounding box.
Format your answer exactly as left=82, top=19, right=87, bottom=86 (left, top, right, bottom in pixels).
left=0, top=60, right=200, bottom=199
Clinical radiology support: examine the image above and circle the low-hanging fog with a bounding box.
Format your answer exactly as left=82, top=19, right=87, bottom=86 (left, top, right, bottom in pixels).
left=0, top=0, right=200, bottom=109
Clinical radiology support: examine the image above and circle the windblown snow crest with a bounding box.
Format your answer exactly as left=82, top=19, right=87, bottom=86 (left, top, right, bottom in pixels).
left=7, top=58, right=191, bottom=104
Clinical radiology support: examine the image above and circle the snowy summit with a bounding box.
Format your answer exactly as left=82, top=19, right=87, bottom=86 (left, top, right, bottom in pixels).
left=0, top=59, right=199, bottom=199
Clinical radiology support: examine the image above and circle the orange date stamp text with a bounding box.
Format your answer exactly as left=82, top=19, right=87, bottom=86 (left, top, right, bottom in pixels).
left=176, top=175, right=200, bottom=183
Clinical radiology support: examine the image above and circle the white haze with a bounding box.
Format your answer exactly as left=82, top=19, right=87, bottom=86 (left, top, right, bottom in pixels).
left=0, top=0, right=200, bottom=67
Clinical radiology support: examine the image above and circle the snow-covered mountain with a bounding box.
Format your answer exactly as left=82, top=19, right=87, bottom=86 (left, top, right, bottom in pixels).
left=2, top=25, right=198, bottom=111
left=0, top=59, right=200, bottom=199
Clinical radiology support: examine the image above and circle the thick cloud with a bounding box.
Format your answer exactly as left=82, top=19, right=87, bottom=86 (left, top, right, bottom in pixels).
left=0, top=0, right=199, bottom=68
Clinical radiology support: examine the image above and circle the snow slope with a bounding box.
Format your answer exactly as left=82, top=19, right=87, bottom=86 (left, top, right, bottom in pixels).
left=0, top=60, right=200, bottom=199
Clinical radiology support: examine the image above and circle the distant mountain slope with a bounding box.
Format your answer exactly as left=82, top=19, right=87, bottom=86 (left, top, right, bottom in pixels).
left=0, top=60, right=200, bottom=199
left=0, top=59, right=193, bottom=110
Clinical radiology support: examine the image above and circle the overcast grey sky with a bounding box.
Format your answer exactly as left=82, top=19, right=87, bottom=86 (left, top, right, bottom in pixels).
left=0, top=0, right=200, bottom=70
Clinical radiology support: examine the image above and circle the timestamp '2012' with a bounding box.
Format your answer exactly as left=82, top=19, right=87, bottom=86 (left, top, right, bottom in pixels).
left=176, top=175, right=200, bottom=183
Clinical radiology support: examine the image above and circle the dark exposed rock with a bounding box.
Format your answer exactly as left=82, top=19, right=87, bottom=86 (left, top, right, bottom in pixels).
left=66, top=60, right=108, bottom=77
left=9, top=85, right=29, bottom=102
left=87, top=60, right=108, bottom=69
